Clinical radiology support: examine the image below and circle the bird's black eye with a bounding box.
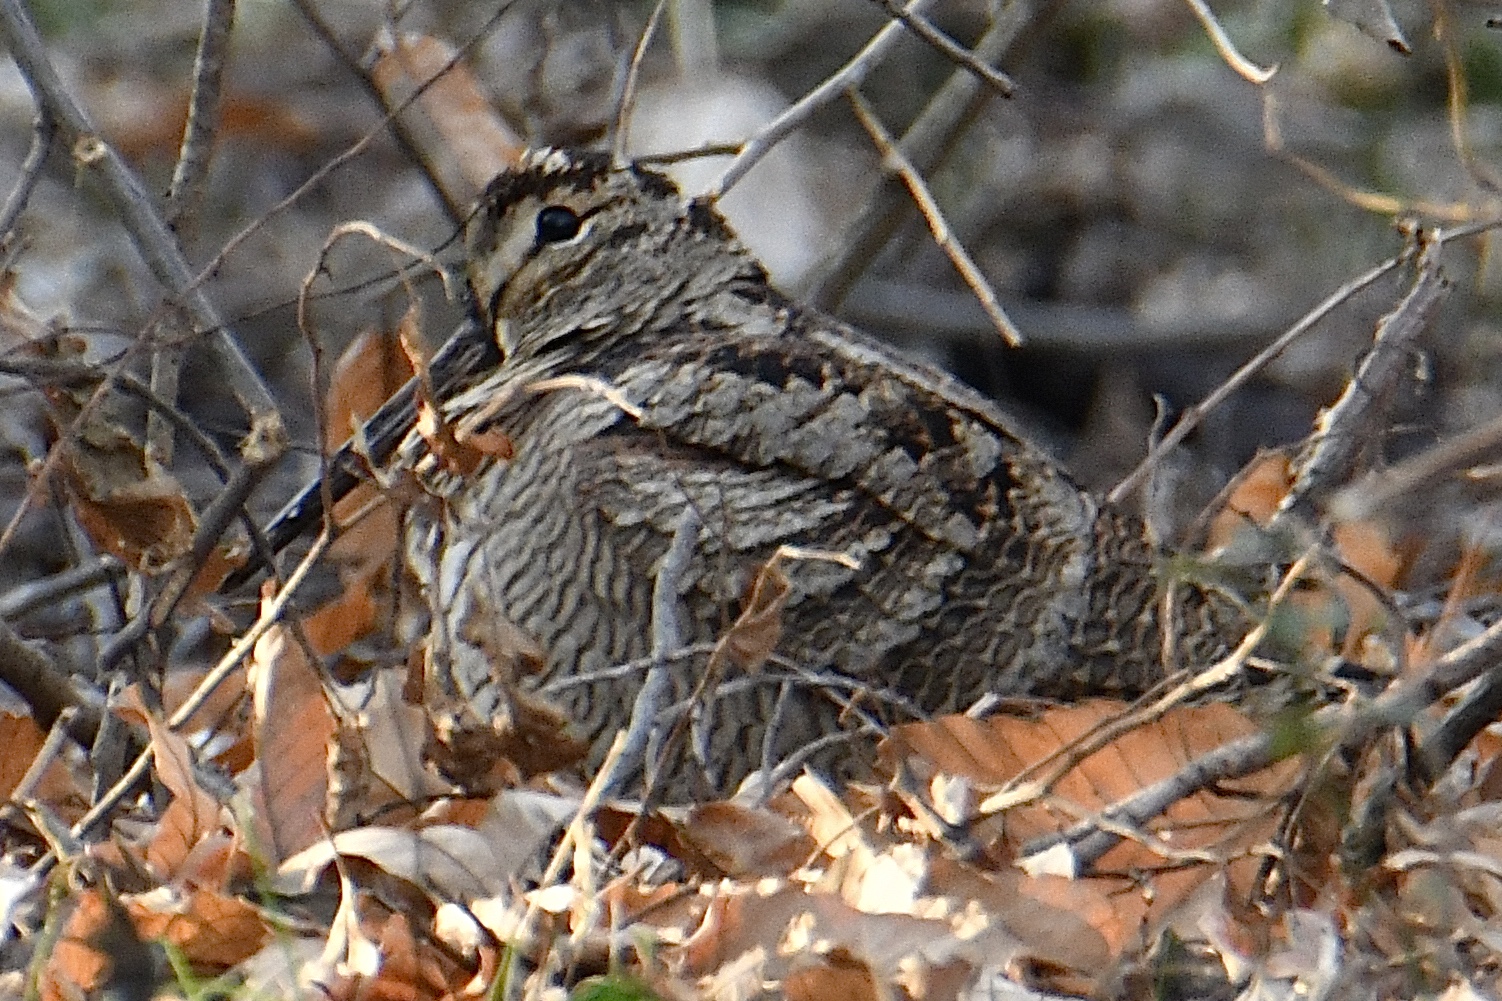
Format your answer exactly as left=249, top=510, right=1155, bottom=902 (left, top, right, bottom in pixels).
left=535, top=205, right=582, bottom=245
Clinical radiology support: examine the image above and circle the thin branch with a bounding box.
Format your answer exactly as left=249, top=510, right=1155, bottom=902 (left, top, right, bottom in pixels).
left=148, top=0, right=238, bottom=471
left=1107, top=252, right=1407, bottom=505
left=0, top=0, right=280, bottom=430
left=609, top=0, right=669, bottom=167
left=167, top=0, right=236, bottom=233
left=980, top=551, right=1317, bottom=816
left=804, top=0, right=1032, bottom=308
left=867, top=0, right=1013, bottom=96
left=1182, top=0, right=1276, bottom=83
left=847, top=88, right=1022, bottom=346
left=1274, top=237, right=1448, bottom=525
left=44, top=529, right=333, bottom=864
left=0, top=557, right=125, bottom=621
left=1331, top=409, right=1502, bottom=523
left=707, top=0, right=936, bottom=201
left=608, top=506, right=698, bottom=799
left=289, top=0, right=464, bottom=226
left=0, top=112, right=53, bottom=246
left=0, top=619, right=106, bottom=752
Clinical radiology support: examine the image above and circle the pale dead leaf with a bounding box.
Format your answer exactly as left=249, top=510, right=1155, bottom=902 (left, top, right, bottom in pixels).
left=328, top=667, right=456, bottom=830
left=681, top=882, right=991, bottom=986
left=305, top=866, right=382, bottom=989
left=274, top=825, right=513, bottom=902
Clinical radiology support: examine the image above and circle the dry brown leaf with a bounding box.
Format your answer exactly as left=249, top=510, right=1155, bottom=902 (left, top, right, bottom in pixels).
left=1209, top=454, right=1292, bottom=544
left=721, top=557, right=791, bottom=673
left=896, top=702, right=1299, bottom=854
left=0, top=711, right=48, bottom=799
left=128, top=885, right=269, bottom=969
left=64, top=456, right=197, bottom=572
left=324, top=326, right=417, bottom=581
left=305, top=568, right=381, bottom=657
left=98, top=79, right=321, bottom=159
left=892, top=702, right=1302, bottom=956
left=41, top=887, right=154, bottom=1001
left=1209, top=453, right=1404, bottom=661
left=141, top=712, right=226, bottom=881
left=38, top=330, right=196, bottom=573
left=248, top=587, right=337, bottom=862
left=327, top=328, right=418, bottom=452
left=676, top=801, right=817, bottom=878
left=363, top=911, right=459, bottom=1001
left=182, top=542, right=251, bottom=602
left=784, top=949, right=880, bottom=1001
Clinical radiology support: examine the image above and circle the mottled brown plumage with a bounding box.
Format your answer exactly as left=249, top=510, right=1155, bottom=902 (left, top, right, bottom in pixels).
left=256, top=149, right=1246, bottom=800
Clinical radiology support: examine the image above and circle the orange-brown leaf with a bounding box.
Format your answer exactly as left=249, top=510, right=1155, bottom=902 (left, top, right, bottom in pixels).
left=249, top=591, right=336, bottom=861
left=0, top=712, right=48, bottom=799
left=128, top=886, right=269, bottom=968
left=142, top=713, right=224, bottom=881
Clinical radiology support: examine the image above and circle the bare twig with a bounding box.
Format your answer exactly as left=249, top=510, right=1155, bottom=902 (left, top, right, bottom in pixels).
left=0, top=557, right=125, bottom=621
left=1330, top=408, right=1502, bottom=523
left=867, top=0, right=1014, bottom=96
left=10, top=709, right=76, bottom=804
left=147, top=0, right=238, bottom=470
left=203, top=0, right=524, bottom=295
left=501, top=731, right=628, bottom=1001
left=290, top=0, right=464, bottom=226
left=1275, top=239, right=1448, bottom=525
left=609, top=506, right=698, bottom=799
left=633, top=141, right=742, bottom=166
left=609, top=0, right=669, bottom=167
left=97, top=462, right=265, bottom=673
left=0, top=112, right=53, bottom=246
left=707, top=0, right=936, bottom=201
left=805, top=3, right=1031, bottom=311
left=0, top=619, right=106, bottom=751
left=167, top=0, right=236, bottom=233
left=1108, top=252, right=1407, bottom=505
left=0, top=0, right=280, bottom=431
left=1182, top=0, right=1276, bottom=83
left=1419, top=668, right=1502, bottom=784
left=847, top=88, right=1023, bottom=347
